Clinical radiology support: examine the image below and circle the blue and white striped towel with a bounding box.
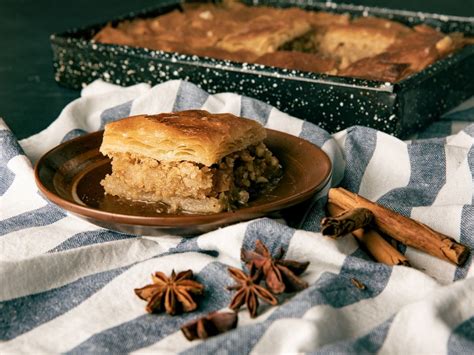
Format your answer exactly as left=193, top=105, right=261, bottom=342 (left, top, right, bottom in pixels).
left=1, top=79, right=473, bottom=354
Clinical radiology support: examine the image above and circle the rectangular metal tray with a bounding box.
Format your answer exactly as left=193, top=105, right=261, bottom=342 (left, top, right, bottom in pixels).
left=50, top=0, right=474, bottom=138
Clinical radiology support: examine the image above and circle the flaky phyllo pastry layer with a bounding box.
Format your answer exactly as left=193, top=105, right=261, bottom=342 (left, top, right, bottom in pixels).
left=99, top=110, right=282, bottom=213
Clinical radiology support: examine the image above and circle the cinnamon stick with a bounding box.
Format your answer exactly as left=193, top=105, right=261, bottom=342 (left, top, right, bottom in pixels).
left=321, top=207, right=373, bottom=238
left=328, top=187, right=470, bottom=266
left=327, top=203, right=410, bottom=266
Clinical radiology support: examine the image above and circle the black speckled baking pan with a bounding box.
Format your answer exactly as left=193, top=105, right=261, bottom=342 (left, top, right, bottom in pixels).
left=50, top=0, right=474, bottom=138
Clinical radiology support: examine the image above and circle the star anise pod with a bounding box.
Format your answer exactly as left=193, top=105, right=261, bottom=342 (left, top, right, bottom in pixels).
left=227, top=265, right=277, bottom=318
left=181, top=311, right=238, bottom=341
left=134, top=270, right=204, bottom=315
left=241, top=240, right=310, bottom=294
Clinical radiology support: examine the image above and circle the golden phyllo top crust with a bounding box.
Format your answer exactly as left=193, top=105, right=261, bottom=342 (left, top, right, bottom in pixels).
left=100, top=110, right=267, bottom=166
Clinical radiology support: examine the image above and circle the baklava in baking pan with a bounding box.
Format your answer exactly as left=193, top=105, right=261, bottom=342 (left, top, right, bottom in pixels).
left=93, top=1, right=473, bottom=82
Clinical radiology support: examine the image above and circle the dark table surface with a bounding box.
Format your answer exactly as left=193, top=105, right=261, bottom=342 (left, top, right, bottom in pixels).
left=1, top=0, right=473, bottom=140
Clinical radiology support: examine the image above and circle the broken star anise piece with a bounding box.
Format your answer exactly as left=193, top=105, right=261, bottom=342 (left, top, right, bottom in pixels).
left=241, top=240, right=310, bottom=294
left=181, top=311, right=238, bottom=341
left=134, top=269, right=204, bottom=315
left=227, top=266, right=277, bottom=318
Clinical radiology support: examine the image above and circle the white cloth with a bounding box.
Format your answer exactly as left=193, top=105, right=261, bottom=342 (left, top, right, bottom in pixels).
left=1, top=79, right=473, bottom=354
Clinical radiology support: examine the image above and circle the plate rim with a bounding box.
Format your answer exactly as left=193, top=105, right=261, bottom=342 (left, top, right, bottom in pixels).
left=34, top=128, right=332, bottom=227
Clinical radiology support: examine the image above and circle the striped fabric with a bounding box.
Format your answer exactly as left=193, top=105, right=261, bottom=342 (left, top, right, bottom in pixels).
left=1, top=79, right=473, bottom=354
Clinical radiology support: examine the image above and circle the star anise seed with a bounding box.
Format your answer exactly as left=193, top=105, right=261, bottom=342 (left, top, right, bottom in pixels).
left=241, top=240, right=310, bottom=294
left=181, top=311, right=238, bottom=341
left=350, top=277, right=366, bottom=290
left=134, top=269, right=204, bottom=315
left=227, top=265, right=277, bottom=318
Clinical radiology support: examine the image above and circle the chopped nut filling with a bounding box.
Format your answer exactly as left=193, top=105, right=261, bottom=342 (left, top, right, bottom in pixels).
left=101, top=142, right=282, bottom=213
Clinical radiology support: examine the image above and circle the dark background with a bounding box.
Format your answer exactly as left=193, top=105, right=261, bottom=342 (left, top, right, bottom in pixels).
left=1, top=0, right=473, bottom=139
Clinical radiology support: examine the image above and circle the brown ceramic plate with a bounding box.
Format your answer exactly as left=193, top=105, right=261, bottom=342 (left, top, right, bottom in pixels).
left=34, top=129, right=332, bottom=236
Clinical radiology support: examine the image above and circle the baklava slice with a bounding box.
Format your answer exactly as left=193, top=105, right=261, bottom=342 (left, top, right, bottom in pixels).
left=216, top=7, right=311, bottom=56
left=99, top=110, right=282, bottom=214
